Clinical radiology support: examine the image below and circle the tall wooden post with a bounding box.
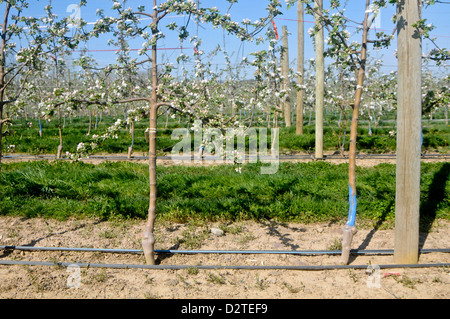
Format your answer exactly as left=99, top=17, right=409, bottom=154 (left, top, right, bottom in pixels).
left=394, top=0, right=422, bottom=264
left=296, top=0, right=304, bottom=135
left=282, top=26, right=291, bottom=127
left=314, top=0, right=324, bottom=159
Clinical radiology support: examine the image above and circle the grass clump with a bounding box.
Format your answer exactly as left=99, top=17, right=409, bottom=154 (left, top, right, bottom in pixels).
left=207, top=273, right=226, bottom=285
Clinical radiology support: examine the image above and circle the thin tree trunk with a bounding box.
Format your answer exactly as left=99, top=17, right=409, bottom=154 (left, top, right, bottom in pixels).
left=0, top=3, right=11, bottom=173
left=142, top=0, right=158, bottom=265
left=341, top=0, right=371, bottom=265
left=445, top=104, right=448, bottom=126
left=39, top=117, right=43, bottom=137
left=165, top=109, right=169, bottom=129
left=87, top=109, right=92, bottom=136
left=282, top=26, right=291, bottom=127
left=128, top=119, right=134, bottom=158
left=55, top=56, right=63, bottom=159
left=57, top=105, right=63, bottom=159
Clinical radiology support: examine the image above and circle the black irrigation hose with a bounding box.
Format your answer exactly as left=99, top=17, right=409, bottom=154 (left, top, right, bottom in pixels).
left=0, top=259, right=449, bottom=270
left=2, top=246, right=448, bottom=270
left=1, top=245, right=450, bottom=255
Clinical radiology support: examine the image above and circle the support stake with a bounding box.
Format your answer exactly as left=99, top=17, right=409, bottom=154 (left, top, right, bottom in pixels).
left=394, top=0, right=422, bottom=265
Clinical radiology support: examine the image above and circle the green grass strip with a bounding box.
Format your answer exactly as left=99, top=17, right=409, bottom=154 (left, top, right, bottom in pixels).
left=0, top=161, right=448, bottom=226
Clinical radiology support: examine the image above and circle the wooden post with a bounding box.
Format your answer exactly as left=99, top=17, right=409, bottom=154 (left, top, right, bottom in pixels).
left=282, top=26, right=291, bottom=127
left=394, top=0, right=422, bottom=264
left=314, top=0, right=324, bottom=159
left=296, top=0, right=304, bottom=135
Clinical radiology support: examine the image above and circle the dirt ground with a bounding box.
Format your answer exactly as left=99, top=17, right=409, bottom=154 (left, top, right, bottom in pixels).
left=0, top=216, right=449, bottom=299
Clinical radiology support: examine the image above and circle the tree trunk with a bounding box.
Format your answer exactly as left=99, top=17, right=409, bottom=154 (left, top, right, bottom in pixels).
left=128, top=119, right=134, bottom=158
left=445, top=104, right=448, bottom=126
left=0, top=3, right=11, bottom=173
left=87, top=109, right=92, bottom=136
left=57, top=105, right=63, bottom=159
left=296, top=0, right=304, bottom=135
left=281, top=26, right=291, bottom=127
left=39, top=118, right=43, bottom=137
left=141, top=1, right=159, bottom=265
left=0, top=100, right=3, bottom=174
left=56, top=57, right=63, bottom=159
left=165, top=109, right=169, bottom=129
left=341, top=0, right=371, bottom=265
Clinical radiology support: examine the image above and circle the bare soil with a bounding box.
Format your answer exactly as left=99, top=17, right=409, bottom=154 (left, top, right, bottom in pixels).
left=0, top=216, right=449, bottom=299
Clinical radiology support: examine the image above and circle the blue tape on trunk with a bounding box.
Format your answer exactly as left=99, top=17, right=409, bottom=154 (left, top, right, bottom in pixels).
left=346, top=184, right=357, bottom=226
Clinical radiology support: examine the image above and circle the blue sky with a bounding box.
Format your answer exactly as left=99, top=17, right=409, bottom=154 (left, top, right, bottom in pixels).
left=9, top=0, right=450, bottom=77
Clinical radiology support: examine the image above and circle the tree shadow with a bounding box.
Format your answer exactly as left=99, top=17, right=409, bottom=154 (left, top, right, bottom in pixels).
left=259, top=220, right=307, bottom=251
left=419, top=162, right=450, bottom=250
left=0, top=218, right=102, bottom=258
left=23, top=219, right=102, bottom=247
left=351, top=200, right=394, bottom=263
left=351, top=162, right=449, bottom=262
left=155, top=243, right=180, bottom=265
left=21, top=219, right=103, bottom=247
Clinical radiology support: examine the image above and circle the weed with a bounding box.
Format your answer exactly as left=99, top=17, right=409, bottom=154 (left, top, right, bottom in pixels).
left=442, top=265, right=450, bottom=274
left=348, top=269, right=358, bottom=283
left=283, top=281, right=304, bottom=293
left=432, top=277, right=442, bottom=283
left=92, top=268, right=109, bottom=283
left=177, top=274, right=189, bottom=286
left=207, top=272, right=226, bottom=285
left=143, top=292, right=160, bottom=299
left=24, top=267, right=48, bottom=292
left=98, top=229, right=118, bottom=239
left=177, top=225, right=210, bottom=249
left=395, top=275, right=421, bottom=289
left=144, top=274, right=154, bottom=284
left=328, top=238, right=342, bottom=251
left=236, top=232, right=256, bottom=245
left=186, top=266, right=199, bottom=276
left=255, top=274, right=268, bottom=290
left=220, top=223, right=245, bottom=235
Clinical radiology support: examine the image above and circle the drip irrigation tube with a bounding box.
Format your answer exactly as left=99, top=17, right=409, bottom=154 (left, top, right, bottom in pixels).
left=0, top=259, right=449, bottom=270
left=1, top=245, right=449, bottom=255
left=2, top=246, right=448, bottom=270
